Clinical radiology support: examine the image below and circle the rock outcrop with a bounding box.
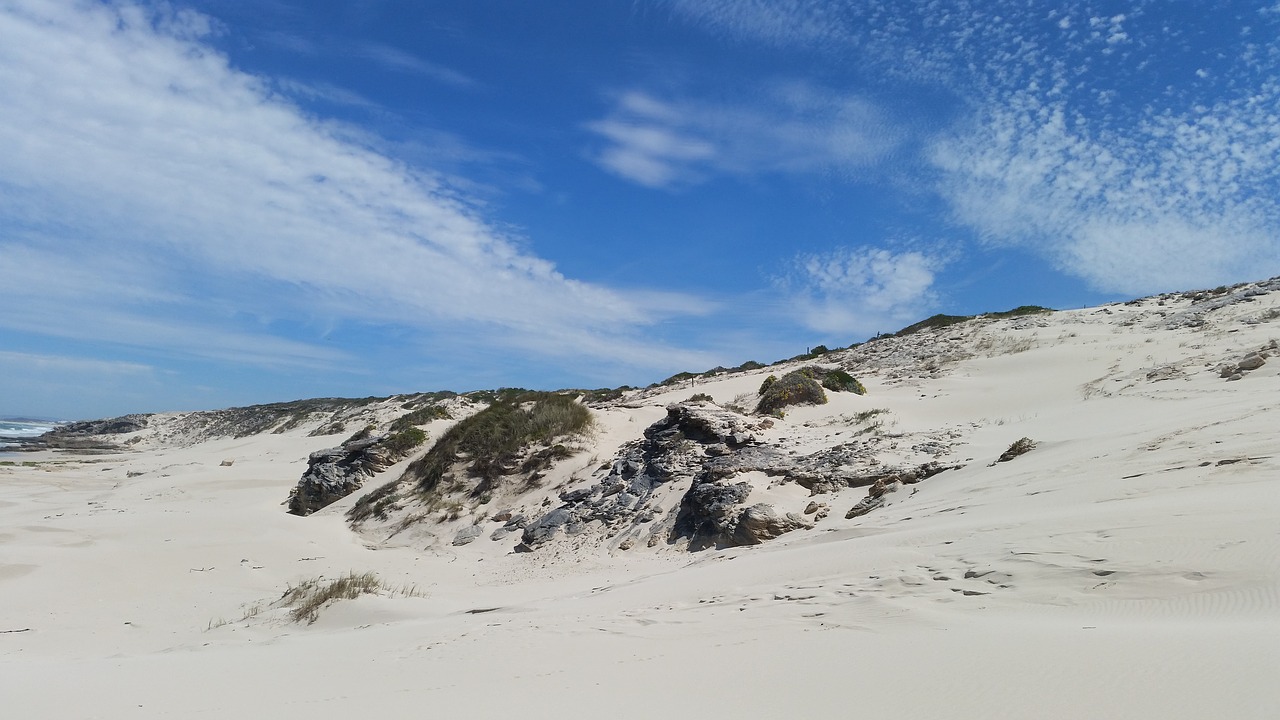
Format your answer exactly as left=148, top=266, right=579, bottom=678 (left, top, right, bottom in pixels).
left=287, top=436, right=391, bottom=516
left=517, top=401, right=956, bottom=552
left=728, top=504, right=811, bottom=545
left=37, top=414, right=151, bottom=449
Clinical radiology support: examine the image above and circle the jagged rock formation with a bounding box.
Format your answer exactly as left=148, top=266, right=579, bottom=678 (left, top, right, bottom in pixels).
left=517, top=401, right=955, bottom=552
left=287, top=436, right=392, bottom=516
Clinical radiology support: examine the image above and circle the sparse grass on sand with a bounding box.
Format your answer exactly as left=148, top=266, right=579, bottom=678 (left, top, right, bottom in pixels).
left=277, top=571, right=423, bottom=625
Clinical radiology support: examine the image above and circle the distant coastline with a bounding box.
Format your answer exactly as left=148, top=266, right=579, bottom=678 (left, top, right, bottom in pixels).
left=0, top=417, right=63, bottom=452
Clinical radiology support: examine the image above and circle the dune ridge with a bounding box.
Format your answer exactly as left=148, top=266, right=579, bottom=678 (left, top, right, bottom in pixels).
left=2, top=278, right=1278, bottom=718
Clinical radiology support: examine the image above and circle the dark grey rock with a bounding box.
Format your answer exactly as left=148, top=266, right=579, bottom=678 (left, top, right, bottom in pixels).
left=1238, top=354, right=1266, bottom=371
left=452, top=525, right=483, bottom=546
left=287, top=435, right=390, bottom=516
left=520, top=508, right=575, bottom=547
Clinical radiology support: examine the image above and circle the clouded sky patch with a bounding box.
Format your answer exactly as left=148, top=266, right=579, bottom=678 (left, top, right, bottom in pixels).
left=2, top=0, right=1277, bottom=417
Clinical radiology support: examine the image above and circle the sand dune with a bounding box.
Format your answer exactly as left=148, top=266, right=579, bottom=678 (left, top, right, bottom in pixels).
left=3, top=281, right=1278, bottom=718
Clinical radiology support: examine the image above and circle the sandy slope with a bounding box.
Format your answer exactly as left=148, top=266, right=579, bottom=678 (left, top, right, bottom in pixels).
left=2, top=284, right=1278, bottom=718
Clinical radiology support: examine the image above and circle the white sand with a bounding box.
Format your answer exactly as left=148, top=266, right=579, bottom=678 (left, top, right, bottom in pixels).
left=3, top=287, right=1279, bottom=718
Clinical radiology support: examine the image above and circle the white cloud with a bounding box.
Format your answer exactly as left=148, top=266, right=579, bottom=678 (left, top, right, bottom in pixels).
left=676, top=0, right=1280, bottom=295
left=0, top=0, right=706, bottom=375
left=356, top=44, right=477, bottom=87
left=929, top=48, right=1280, bottom=294
left=779, top=247, right=941, bottom=337
left=585, top=85, right=901, bottom=188
left=0, top=351, right=153, bottom=377
left=662, top=0, right=853, bottom=49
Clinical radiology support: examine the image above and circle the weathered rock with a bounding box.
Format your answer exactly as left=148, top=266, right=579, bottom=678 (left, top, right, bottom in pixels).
left=452, top=525, right=483, bottom=546
left=676, top=481, right=752, bottom=537
left=287, top=435, right=390, bottom=516
left=1238, top=354, right=1266, bottom=371
left=520, top=508, right=575, bottom=547
left=517, top=400, right=957, bottom=552
left=845, top=495, right=885, bottom=519
left=728, top=504, right=810, bottom=546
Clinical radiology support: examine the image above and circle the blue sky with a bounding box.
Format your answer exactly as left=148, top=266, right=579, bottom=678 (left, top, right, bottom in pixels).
left=2, top=0, right=1279, bottom=419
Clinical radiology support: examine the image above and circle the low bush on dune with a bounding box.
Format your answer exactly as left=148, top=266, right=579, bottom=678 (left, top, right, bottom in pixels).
left=388, top=404, right=451, bottom=433
left=381, top=427, right=428, bottom=458
left=757, top=371, right=827, bottom=416
left=758, top=374, right=778, bottom=396
left=819, top=368, right=866, bottom=395
left=997, top=437, right=1037, bottom=463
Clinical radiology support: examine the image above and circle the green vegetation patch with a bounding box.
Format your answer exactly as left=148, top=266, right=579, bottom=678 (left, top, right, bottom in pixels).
left=757, top=370, right=827, bottom=416
left=985, top=305, right=1053, bottom=319
left=819, top=368, right=867, bottom=395
left=381, top=427, right=428, bottom=458
left=401, top=391, right=592, bottom=496
left=388, top=405, right=451, bottom=433
left=893, top=306, right=1054, bottom=339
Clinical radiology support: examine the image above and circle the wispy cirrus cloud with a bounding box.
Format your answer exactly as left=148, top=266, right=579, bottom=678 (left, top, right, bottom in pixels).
left=920, top=3, right=1280, bottom=294
left=660, top=0, right=854, bottom=50
left=356, top=43, right=477, bottom=88
left=776, top=246, right=942, bottom=338
left=585, top=83, right=902, bottom=188
left=0, top=0, right=707, bottom=385
left=662, top=0, right=1280, bottom=294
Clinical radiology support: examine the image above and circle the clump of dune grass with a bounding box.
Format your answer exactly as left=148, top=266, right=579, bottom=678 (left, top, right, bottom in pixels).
left=277, top=571, right=423, bottom=625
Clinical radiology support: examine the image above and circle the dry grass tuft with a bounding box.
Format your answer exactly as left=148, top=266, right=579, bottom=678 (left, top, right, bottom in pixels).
left=277, top=571, right=423, bottom=624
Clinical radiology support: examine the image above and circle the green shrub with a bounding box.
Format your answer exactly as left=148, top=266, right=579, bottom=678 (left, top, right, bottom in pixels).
left=985, top=305, right=1053, bottom=319
left=821, top=369, right=867, bottom=395
left=389, top=404, right=450, bottom=433
left=997, top=437, right=1037, bottom=463
left=758, top=374, right=778, bottom=396
left=688, top=392, right=714, bottom=403
left=577, top=386, right=633, bottom=403
left=656, top=371, right=699, bottom=387
left=382, top=427, right=427, bottom=458
left=757, top=371, right=827, bottom=415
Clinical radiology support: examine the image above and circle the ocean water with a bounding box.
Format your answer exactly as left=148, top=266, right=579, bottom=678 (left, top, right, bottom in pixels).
left=0, top=419, right=59, bottom=451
